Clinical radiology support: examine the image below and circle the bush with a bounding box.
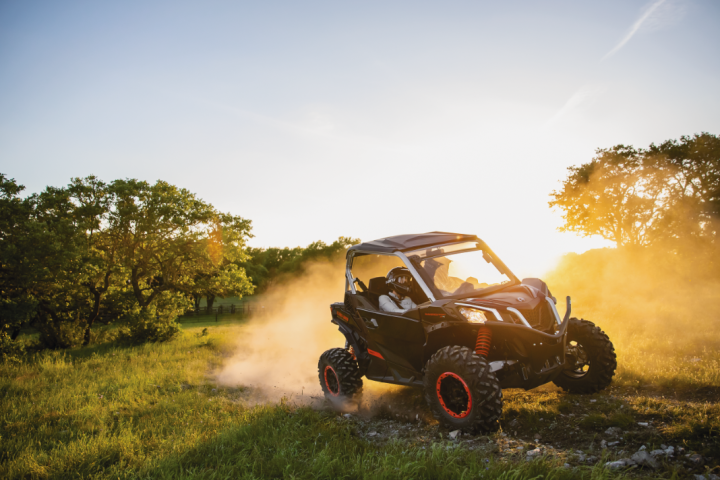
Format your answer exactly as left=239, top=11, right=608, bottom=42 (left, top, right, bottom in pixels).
left=118, top=306, right=182, bottom=344
left=36, top=317, right=86, bottom=349
left=0, top=331, right=25, bottom=363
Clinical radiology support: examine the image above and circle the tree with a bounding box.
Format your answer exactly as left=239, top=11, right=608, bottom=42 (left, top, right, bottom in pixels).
left=645, top=133, right=720, bottom=243
left=549, top=133, right=720, bottom=248
left=1, top=174, right=256, bottom=352
left=65, top=177, right=122, bottom=345
left=108, top=179, right=254, bottom=341
left=0, top=175, right=40, bottom=358
left=549, top=145, right=666, bottom=246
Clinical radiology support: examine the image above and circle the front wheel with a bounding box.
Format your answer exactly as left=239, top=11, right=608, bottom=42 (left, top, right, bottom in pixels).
left=318, top=348, right=363, bottom=403
left=423, top=346, right=503, bottom=433
left=553, top=318, right=617, bottom=393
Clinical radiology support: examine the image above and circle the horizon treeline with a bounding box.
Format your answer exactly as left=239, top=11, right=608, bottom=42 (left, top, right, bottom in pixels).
left=0, top=174, right=356, bottom=358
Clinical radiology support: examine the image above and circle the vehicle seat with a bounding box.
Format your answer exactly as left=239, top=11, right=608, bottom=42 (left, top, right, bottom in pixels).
left=366, top=276, right=389, bottom=310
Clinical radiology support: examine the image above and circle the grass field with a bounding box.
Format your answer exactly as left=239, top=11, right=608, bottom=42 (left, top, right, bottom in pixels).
left=2, top=319, right=718, bottom=480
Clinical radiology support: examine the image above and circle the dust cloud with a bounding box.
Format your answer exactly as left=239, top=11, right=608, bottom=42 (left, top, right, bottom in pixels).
left=215, top=259, right=347, bottom=403
left=544, top=242, right=720, bottom=391
left=544, top=244, right=720, bottom=345
left=215, top=256, right=426, bottom=415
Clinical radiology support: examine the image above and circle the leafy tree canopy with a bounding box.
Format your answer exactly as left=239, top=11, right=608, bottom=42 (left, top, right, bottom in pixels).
left=549, top=133, right=720, bottom=248
left=0, top=175, right=255, bottom=350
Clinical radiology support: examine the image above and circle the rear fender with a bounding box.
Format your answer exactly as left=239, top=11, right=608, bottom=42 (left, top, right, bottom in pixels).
left=331, top=319, right=370, bottom=374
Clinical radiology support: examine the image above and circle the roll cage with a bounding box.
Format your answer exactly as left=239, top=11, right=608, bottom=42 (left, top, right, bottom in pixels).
left=346, top=239, right=520, bottom=303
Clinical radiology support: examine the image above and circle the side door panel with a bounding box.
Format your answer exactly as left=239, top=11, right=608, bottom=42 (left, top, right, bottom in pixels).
left=357, top=308, right=426, bottom=377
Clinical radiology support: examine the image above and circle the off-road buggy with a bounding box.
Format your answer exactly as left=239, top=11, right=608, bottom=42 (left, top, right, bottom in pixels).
left=318, top=232, right=617, bottom=432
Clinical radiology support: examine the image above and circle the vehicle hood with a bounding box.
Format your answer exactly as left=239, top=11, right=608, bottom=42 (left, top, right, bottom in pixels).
left=460, top=285, right=547, bottom=311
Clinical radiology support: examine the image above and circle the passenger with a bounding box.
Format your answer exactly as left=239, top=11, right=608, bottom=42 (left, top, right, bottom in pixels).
left=378, top=267, right=418, bottom=313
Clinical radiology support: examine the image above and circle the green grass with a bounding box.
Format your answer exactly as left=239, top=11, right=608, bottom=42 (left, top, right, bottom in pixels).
left=0, top=325, right=651, bottom=480
left=2, top=322, right=718, bottom=479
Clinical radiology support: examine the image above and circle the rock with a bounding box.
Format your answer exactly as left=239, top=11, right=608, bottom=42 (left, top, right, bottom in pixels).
left=343, top=413, right=352, bottom=419
left=638, top=422, right=649, bottom=427
left=638, top=445, right=647, bottom=451
left=526, top=448, right=542, bottom=458
left=631, top=450, right=659, bottom=469
left=605, top=459, right=632, bottom=470
left=368, top=431, right=377, bottom=437
left=689, top=453, right=704, bottom=465
left=661, top=444, right=667, bottom=449
left=708, top=474, right=720, bottom=480
left=563, top=463, right=571, bottom=468
left=590, top=399, right=597, bottom=403
left=650, top=449, right=666, bottom=457
left=509, top=418, right=519, bottom=427
left=585, top=456, right=597, bottom=463
left=533, top=433, right=541, bottom=440
left=600, top=440, right=607, bottom=449
left=448, top=430, right=460, bottom=440
left=605, top=427, right=622, bottom=436
left=608, top=441, right=620, bottom=447
left=692, top=475, right=706, bottom=480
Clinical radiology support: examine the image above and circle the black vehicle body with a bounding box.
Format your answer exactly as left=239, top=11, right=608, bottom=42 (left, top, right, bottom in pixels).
left=329, top=232, right=573, bottom=391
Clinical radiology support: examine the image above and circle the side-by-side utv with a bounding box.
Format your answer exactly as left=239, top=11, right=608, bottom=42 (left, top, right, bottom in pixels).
left=318, top=232, right=617, bottom=432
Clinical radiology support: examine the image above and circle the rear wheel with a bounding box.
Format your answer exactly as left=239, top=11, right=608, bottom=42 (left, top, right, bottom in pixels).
left=553, top=318, right=617, bottom=393
left=423, top=346, right=502, bottom=432
left=318, top=348, right=363, bottom=402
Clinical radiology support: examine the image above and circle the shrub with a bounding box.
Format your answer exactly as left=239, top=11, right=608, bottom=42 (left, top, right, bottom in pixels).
left=0, top=330, right=25, bottom=363
left=36, top=316, right=86, bottom=349
left=118, top=309, right=180, bottom=344
left=117, top=293, right=186, bottom=344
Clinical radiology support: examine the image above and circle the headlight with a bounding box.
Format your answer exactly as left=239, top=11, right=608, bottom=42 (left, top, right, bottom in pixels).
left=458, top=307, right=488, bottom=324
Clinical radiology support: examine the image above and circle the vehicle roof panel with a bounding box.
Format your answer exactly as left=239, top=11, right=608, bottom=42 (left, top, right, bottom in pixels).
left=347, top=232, right=479, bottom=254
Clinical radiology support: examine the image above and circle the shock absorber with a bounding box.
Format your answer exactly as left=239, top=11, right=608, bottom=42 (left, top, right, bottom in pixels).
left=474, top=325, right=492, bottom=357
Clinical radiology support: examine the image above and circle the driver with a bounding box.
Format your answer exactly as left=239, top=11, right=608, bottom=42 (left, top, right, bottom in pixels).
left=379, top=267, right=418, bottom=313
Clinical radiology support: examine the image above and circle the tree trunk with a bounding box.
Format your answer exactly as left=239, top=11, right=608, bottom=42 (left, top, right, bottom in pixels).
left=206, top=295, right=216, bottom=313
left=83, top=290, right=102, bottom=346
left=83, top=274, right=110, bottom=346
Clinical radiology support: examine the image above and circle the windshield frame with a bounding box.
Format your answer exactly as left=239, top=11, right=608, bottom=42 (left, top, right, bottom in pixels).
left=405, top=241, right=519, bottom=300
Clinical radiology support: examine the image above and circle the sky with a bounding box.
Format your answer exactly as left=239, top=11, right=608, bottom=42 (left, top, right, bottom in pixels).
left=1, top=0, right=719, bottom=277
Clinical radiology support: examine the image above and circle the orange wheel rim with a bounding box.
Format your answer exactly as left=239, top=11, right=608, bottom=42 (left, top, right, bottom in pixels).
left=324, top=365, right=340, bottom=396
left=436, top=372, right=472, bottom=419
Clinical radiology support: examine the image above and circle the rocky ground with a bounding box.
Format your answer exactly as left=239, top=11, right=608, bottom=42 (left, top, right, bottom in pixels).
left=320, top=383, right=720, bottom=479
